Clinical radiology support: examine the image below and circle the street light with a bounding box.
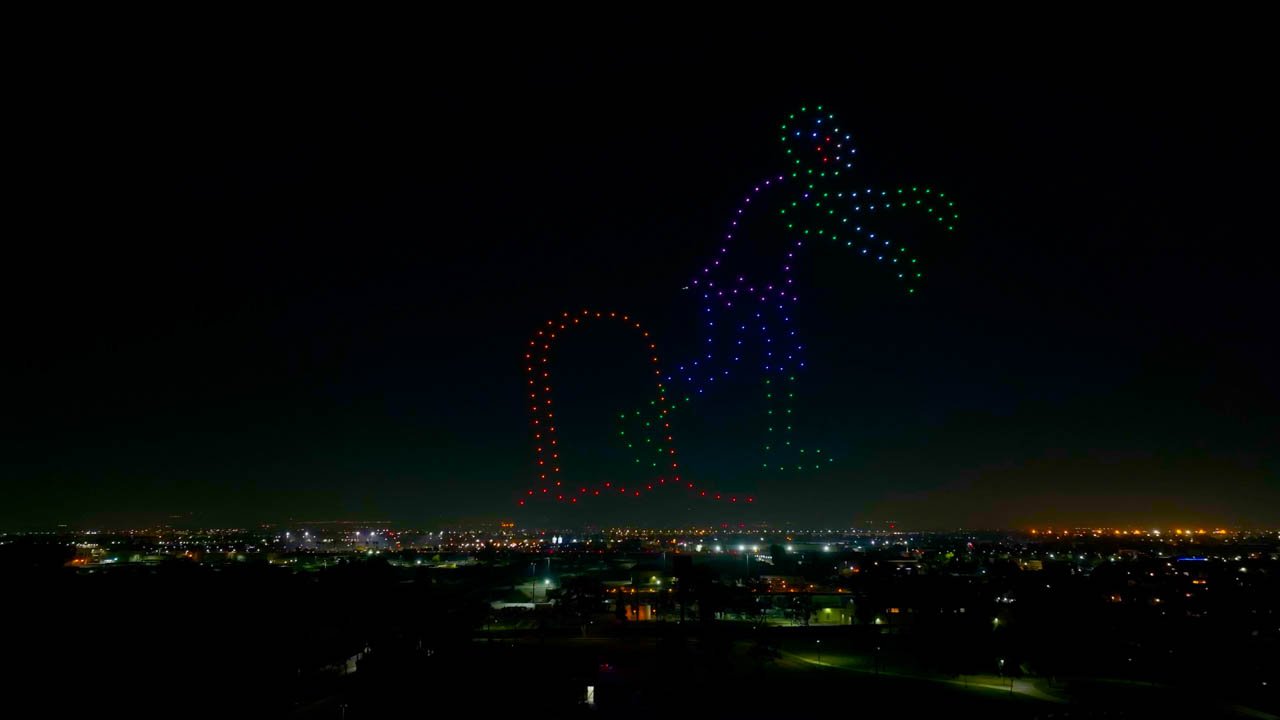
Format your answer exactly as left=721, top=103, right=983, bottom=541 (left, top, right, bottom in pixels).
left=816, top=639, right=822, bottom=664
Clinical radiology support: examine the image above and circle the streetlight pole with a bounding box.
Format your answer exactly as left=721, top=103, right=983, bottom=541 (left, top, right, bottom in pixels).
left=816, top=639, right=822, bottom=664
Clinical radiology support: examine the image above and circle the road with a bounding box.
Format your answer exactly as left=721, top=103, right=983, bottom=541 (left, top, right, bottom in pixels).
left=781, top=647, right=1066, bottom=703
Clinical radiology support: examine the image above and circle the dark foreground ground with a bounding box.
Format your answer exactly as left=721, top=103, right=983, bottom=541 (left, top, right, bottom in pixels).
left=18, top=622, right=1271, bottom=719
left=8, top=553, right=1275, bottom=718
left=285, top=627, right=1274, bottom=720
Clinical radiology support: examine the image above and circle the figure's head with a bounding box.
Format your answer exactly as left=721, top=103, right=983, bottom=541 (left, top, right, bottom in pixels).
left=779, top=105, right=855, bottom=179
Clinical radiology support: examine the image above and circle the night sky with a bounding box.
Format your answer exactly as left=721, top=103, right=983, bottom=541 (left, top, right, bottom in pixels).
left=6, top=24, right=1277, bottom=529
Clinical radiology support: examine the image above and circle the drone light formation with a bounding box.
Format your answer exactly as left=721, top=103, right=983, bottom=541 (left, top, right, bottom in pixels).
left=519, top=105, right=956, bottom=506
left=520, top=310, right=750, bottom=506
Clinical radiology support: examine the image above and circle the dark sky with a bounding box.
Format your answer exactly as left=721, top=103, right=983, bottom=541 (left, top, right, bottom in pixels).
left=5, top=21, right=1277, bottom=529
